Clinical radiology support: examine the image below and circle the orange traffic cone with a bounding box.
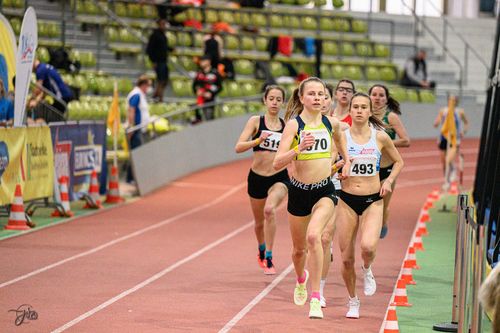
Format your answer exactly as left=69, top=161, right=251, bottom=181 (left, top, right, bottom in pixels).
left=4, top=184, right=30, bottom=230
left=406, top=246, right=420, bottom=269
left=417, top=220, right=428, bottom=236
left=105, top=166, right=124, bottom=204
left=413, top=231, right=425, bottom=251
left=391, top=279, right=412, bottom=307
left=383, top=306, right=399, bottom=333
left=428, top=189, right=440, bottom=201
left=419, top=212, right=430, bottom=223
left=401, top=260, right=416, bottom=285
left=52, top=176, right=74, bottom=217
left=425, top=197, right=435, bottom=208
left=84, top=170, right=102, bottom=209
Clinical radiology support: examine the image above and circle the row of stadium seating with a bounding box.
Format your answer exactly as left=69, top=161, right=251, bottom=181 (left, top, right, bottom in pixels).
left=8, top=17, right=61, bottom=38
left=36, top=46, right=97, bottom=68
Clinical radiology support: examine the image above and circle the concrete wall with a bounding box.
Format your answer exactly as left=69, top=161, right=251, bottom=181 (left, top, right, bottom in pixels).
left=132, top=101, right=485, bottom=195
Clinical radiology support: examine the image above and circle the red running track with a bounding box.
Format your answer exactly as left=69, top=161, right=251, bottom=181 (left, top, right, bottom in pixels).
left=0, top=139, right=478, bottom=333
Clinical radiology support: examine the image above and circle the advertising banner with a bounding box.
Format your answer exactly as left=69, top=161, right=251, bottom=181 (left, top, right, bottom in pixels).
left=0, top=13, right=17, bottom=93
left=50, top=121, right=107, bottom=201
left=23, top=126, right=54, bottom=200
left=14, top=7, right=37, bottom=127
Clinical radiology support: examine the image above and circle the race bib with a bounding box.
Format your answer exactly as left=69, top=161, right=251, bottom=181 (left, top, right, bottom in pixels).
left=301, top=129, right=331, bottom=155
left=259, top=130, right=282, bottom=152
left=350, top=155, right=378, bottom=176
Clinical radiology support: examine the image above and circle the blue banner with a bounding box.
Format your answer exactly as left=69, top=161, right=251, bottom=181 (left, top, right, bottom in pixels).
left=49, top=121, right=107, bottom=201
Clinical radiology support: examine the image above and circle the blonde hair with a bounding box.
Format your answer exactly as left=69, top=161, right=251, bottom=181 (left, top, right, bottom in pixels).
left=284, top=77, right=325, bottom=121
left=479, top=265, right=500, bottom=333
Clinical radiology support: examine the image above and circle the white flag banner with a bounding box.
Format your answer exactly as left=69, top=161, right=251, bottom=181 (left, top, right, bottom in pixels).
left=14, top=7, right=37, bottom=127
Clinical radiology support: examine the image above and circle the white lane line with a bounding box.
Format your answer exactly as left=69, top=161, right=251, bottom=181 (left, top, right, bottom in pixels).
left=172, top=182, right=235, bottom=190
left=401, top=148, right=477, bottom=158
left=51, top=220, right=254, bottom=333
left=0, top=182, right=246, bottom=290
left=218, top=264, right=295, bottom=333
left=398, top=175, right=475, bottom=188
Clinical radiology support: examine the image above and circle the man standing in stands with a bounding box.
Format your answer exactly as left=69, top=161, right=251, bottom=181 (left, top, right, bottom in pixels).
left=400, top=49, right=436, bottom=89
left=146, top=18, right=169, bottom=102
left=32, top=58, right=74, bottom=118
left=126, top=75, right=152, bottom=184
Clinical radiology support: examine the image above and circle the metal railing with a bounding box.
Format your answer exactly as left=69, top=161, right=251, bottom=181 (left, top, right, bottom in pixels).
left=433, top=194, right=485, bottom=333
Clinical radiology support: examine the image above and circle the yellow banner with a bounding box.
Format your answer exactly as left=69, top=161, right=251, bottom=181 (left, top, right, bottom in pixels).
left=0, top=127, right=25, bottom=205
left=24, top=127, right=54, bottom=200
left=0, top=127, right=54, bottom=205
left=0, top=13, right=17, bottom=93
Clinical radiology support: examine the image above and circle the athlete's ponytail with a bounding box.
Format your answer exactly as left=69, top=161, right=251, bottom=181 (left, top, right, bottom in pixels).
left=368, top=84, right=401, bottom=115
left=285, top=77, right=326, bottom=121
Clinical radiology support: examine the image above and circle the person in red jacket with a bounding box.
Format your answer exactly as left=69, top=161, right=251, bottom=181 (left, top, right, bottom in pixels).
left=192, top=56, right=222, bottom=122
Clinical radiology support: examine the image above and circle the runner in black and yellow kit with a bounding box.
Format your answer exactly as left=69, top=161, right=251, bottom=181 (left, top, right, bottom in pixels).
left=369, top=84, right=410, bottom=239
left=235, top=85, right=289, bottom=275
left=273, top=77, right=350, bottom=319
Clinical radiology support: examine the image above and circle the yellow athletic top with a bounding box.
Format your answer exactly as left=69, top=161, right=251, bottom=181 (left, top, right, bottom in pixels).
left=292, top=115, right=333, bottom=161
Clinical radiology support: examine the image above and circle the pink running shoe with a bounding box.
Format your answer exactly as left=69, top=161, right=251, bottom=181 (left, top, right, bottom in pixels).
left=264, top=258, right=276, bottom=275
left=257, top=255, right=266, bottom=269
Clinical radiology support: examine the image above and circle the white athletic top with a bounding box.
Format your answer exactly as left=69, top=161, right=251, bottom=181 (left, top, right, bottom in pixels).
left=346, top=127, right=381, bottom=177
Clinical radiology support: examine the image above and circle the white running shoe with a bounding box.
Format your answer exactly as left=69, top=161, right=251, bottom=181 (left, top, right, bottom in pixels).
left=346, top=296, right=360, bottom=319
left=309, top=298, right=323, bottom=319
left=320, top=295, right=326, bottom=308
left=362, top=265, right=376, bottom=296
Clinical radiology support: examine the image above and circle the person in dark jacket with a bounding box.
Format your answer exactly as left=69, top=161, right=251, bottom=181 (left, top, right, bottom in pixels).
left=146, top=18, right=169, bottom=102
left=400, top=50, right=436, bottom=89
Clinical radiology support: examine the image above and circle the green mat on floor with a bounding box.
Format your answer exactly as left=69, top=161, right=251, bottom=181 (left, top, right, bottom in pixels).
left=397, top=195, right=491, bottom=332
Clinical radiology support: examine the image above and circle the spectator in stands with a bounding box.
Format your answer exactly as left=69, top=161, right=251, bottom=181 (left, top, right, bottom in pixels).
left=146, top=18, right=170, bottom=102
left=203, top=28, right=224, bottom=69
left=0, top=78, right=14, bottom=126
left=32, top=58, right=74, bottom=118
left=400, top=50, right=436, bottom=89
left=192, top=55, right=222, bottom=122
left=126, top=75, right=152, bottom=184
left=479, top=263, right=499, bottom=333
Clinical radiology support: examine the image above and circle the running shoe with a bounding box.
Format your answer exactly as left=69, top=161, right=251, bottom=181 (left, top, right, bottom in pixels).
left=320, top=295, right=327, bottom=308
left=257, top=255, right=266, bottom=269
left=264, top=257, right=276, bottom=275
left=293, top=269, right=309, bottom=306
left=362, top=265, right=377, bottom=296
left=309, top=298, right=323, bottom=319
left=346, top=296, right=360, bottom=319
left=380, top=225, right=388, bottom=239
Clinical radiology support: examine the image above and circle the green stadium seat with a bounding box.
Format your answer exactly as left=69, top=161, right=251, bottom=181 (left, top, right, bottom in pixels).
left=166, top=31, right=176, bottom=47
left=270, top=15, right=283, bottom=28
left=240, top=13, right=252, bottom=26
left=285, top=16, right=301, bottom=29
left=127, top=3, right=143, bottom=18
left=240, top=81, right=258, bottom=96
left=118, top=78, right=133, bottom=94
left=380, top=67, right=396, bottom=81
left=37, top=47, right=50, bottom=63
left=9, top=18, right=21, bottom=35
left=220, top=101, right=247, bottom=118
left=105, top=27, right=119, bottom=42
left=81, top=52, right=96, bottom=67
left=351, top=20, right=368, bottom=33
left=365, top=66, right=380, bottom=81
left=391, top=87, right=407, bottom=102
left=240, top=37, right=254, bottom=51
left=38, top=22, right=49, bottom=37
left=315, top=0, right=327, bottom=6
left=345, top=65, right=363, bottom=80
left=219, top=11, right=235, bottom=24
left=374, top=43, right=390, bottom=58
left=320, top=64, right=332, bottom=78
left=252, top=13, right=267, bottom=27
left=205, top=10, right=219, bottom=23
left=176, top=32, right=192, bottom=47
left=356, top=43, right=373, bottom=57
left=301, top=16, right=317, bottom=30
left=323, top=41, right=338, bottom=55
left=225, top=35, right=239, bottom=50
left=179, top=56, right=197, bottom=72
left=406, top=89, right=419, bottom=102
left=246, top=101, right=263, bottom=114
left=234, top=60, right=254, bottom=75
left=226, top=81, right=241, bottom=97
left=142, top=5, right=157, bottom=19
left=255, top=37, right=268, bottom=52
left=419, top=90, right=436, bottom=103
left=332, top=18, right=350, bottom=32
left=320, top=17, right=334, bottom=31
left=47, top=22, right=60, bottom=38
left=270, top=62, right=286, bottom=77
left=340, top=42, right=355, bottom=56
left=114, top=3, right=128, bottom=17
left=331, top=64, right=345, bottom=78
